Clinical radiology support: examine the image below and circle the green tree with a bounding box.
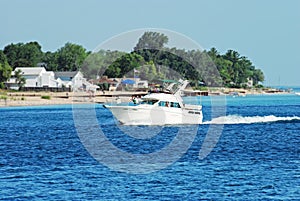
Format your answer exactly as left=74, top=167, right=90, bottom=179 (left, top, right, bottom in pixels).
left=13, top=69, right=26, bottom=89
left=2, top=35, right=265, bottom=89
left=252, top=69, right=264, bottom=86
left=207, top=47, right=219, bottom=60
left=237, top=56, right=254, bottom=86
left=20, top=41, right=43, bottom=67
left=214, top=57, right=232, bottom=86
left=0, top=50, right=12, bottom=88
left=133, top=33, right=265, bottom=88
left=3, top=43, right=21, bottom=67
left=42, top=51, right=59, bottom=71
left=104, top=52, right=145, bottom=78
left=134, top=32, right=168, bottom=51
left=138, top=62, right=158, bottom=82
left=224, top=50, right=241, bottom=87
left=56, top=42, right=88, bottom=71
left=13, top=58, right=32, bottom=67
left=82, top=50, right=126, bottom=79
left=3, top=42, right=43, bottom=68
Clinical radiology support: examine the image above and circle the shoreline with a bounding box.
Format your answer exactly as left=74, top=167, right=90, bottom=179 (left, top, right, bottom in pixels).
left=0, top=89, right=293, bottom=108
left=0, top=91, right=145, bottom=108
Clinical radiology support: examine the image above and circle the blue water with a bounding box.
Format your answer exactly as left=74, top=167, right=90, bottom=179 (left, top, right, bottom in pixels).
left=0, top=94, right=300, bottom=200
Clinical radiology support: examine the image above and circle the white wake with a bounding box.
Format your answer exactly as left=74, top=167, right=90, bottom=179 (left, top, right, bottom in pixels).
left=204, top=115, right=300, bottom=125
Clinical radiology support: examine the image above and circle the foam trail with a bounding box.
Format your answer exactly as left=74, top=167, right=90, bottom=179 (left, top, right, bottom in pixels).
left=204, top=115, right=300, bottom=125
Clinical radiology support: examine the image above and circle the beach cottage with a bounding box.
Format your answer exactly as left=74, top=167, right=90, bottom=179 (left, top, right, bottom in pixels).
left=6, top=67, right=58, bottom=90
left=6, top=68, right=96, bottom=92
left=54, top=71, right=85, bottom=91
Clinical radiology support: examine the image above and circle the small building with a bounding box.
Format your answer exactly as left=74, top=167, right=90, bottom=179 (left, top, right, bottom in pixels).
left=135, top=80, right=148, bottom=89
left=5, top=78, right=19, bottom=90
left=15, top=67, right=46, bottom=87
left=246, top=77, right=253, bottom=87
left=241, top=77, right=253, bottom=88
left=119, top=78, right=149, bottom=90
left=6, top=67, right=58, bottom=90
left=54, top=71, right=84, bottom=91
left=41, top=71, right=59, bottom=87
left=89, top=76, right=119, bottom=91
left=5, top=67, right=94, bottom=92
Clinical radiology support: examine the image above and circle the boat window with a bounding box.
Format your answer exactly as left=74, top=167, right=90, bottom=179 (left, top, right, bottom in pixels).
left=158, top=101, right=181, bottom=108
left=171, top=102, right=181, bottom=108
left=188, top=111, right=194, bottom=114
left=151, top=100, right=158, bottom=105
left=158, top=101, right=166, bottom=107
left=195, top=112, right=201, bottom=114
left=141, top=99, right=158, bottom=105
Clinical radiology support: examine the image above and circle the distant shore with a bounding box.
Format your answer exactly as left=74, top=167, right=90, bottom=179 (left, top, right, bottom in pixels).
left=0, top=88, right=292, bottom=108
left=0, top=91, right=147, bottom=107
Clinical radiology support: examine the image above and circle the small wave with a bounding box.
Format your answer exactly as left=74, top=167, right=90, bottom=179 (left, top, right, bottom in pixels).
left=204, top=115, right=300, bottom=125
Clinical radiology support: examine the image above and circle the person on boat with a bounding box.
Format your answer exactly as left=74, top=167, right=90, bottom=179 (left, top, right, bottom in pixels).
left=131, top=96, right=137, bottom=104
left=165, top=101, right=169, bottom=107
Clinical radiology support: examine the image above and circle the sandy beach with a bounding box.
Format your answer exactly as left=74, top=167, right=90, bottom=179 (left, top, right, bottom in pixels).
left=0, top=91, right=146, bottom=107
left=0, top=88, right=290, bottom=108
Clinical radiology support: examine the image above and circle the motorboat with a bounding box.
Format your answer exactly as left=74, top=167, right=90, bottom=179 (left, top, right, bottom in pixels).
left=103, top=80, right=203, bottom=125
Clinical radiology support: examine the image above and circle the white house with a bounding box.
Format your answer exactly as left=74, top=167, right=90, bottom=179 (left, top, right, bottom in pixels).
left=6, top=67, right=58, bottom=90
left=5, top=78, right=19, bottom=90
left=41, top=71, right=59, bottom=87
left=244, top=77, right=253, bottom=88
left=6, top=67, right=95, bottom=91
left=16, top=67, right=46, bottom=87
left=54, top=71, right=85, bottom=91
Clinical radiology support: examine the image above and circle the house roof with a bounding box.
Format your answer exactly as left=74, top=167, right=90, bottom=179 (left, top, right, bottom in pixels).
left=54, top=71, right=80, bottom=78
left=95, top=78, right=117, bottom=84
left=14, top=67, right=46, bottom=75
left=42, top=71, right=55, bottom=76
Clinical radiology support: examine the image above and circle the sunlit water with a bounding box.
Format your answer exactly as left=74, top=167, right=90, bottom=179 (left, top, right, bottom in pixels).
left=0, top=93, right=299, bottom=200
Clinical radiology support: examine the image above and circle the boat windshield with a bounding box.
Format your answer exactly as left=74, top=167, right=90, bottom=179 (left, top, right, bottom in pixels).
left=140, top=99, right=158, bottom=105
left=158, top=101, right=181, bottom=108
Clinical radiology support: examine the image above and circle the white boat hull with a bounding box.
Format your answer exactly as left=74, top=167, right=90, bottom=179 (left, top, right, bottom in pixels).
left=104, top=105, right=203, bottom=125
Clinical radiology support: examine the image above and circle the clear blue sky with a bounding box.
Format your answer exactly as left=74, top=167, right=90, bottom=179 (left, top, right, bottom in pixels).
left=1, top=0, right=299, bottom=86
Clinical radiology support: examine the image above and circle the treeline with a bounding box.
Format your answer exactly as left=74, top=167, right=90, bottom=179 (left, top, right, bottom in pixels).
left=3, top=42, right=89, bottom=71
left=84, top=32, right=264, bottom=87
left=0, top=42, right=90, bottom=88
left=0, top=31, right=264, bottom=89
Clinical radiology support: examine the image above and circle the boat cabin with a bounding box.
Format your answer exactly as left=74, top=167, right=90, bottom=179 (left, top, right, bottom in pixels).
left=140, top=99, right=158, bottom=105
left=158, top=101, right=181, bottom=108
left=140, top=99, right=181, bottom=108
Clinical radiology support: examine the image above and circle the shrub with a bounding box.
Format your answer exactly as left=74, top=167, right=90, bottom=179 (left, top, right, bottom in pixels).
left=0, top=95, right=7, bottom=100
left=41, top=95, right=51, bottom=100
left=193, top=86, right=208, bottom=91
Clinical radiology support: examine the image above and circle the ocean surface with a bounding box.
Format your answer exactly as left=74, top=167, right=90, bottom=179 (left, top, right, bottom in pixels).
left=0, top=92, right=300, bottom=200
